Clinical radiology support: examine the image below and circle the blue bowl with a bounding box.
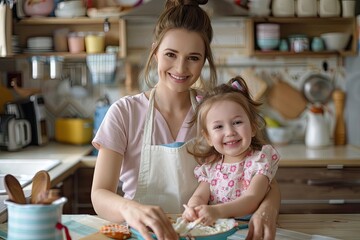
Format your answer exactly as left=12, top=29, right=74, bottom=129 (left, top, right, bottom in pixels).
left=257, top=38, right=279, bottom=51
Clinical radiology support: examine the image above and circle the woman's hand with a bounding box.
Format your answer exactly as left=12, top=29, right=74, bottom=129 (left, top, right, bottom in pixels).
left=246, top=206, right=278, bottom=240
left=122, top=203, right=178, bottom=240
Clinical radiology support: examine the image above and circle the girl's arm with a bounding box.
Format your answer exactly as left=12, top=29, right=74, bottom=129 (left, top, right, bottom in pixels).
left=183, top=181, right=210, bottom=221
left=196, top=174, right=269, bottom=224
left=91, top=147, right=178, bottom=240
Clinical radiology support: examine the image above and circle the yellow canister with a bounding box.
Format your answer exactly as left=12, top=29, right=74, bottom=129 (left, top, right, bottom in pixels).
left=85, top=32, right=105, bottom=53
left=55, top=118, right=93, bottom=145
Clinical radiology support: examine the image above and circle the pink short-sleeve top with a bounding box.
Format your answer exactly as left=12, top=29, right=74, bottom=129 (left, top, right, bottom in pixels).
left=194, top=145, right=280, bottom=204
left=92, top=92, right=196, bottom=199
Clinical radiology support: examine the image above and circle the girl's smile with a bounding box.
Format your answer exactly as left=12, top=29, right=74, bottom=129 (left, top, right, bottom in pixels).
left=204, top=100, right=254, bottom=163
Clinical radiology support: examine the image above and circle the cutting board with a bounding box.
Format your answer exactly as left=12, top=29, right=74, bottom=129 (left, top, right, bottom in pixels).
left=239, top=68, right=268, bottom=101
left=79, top=232, right=111, bottom=239
left=267, top=80, right=307, bottom=119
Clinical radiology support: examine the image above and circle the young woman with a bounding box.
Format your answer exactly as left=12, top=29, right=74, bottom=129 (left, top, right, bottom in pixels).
left=183, top=76, right=280, bottom=226
left=91, top=1, right=280, bottom=239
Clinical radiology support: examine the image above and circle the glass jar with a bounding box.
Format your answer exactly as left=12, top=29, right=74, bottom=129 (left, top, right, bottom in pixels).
left=288, top=34, right=309, bottom=52
left=68, top=32, right=85, bottom=53
left=85, top=32, right=105, bottom=54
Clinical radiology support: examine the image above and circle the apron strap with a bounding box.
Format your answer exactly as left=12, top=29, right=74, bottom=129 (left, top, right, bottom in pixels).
left=143, top=88, right=198, bottom=145
left=143, top=88, right=156, bottom=146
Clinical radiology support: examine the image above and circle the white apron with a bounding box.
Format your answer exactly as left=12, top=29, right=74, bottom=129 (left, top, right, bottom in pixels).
left=133, top=88, right=199, bottom=213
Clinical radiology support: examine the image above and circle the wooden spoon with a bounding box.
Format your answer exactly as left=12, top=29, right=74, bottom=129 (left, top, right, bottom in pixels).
left=4, top=174, right=27, bottom=204
left=31, top=170, right=51, bottom=204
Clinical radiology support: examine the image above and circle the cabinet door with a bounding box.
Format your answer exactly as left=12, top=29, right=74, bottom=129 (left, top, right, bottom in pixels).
left=74, top=167, right=96, bottom=214
left=277, top=167, right=360, bottom=214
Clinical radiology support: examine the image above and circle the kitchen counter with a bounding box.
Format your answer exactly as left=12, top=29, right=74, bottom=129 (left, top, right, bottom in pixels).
left=1, top=214, right=359, bottom=240
left=1, top=142, right=360, bottom=223
left=276, top=144, right=360, bottom=167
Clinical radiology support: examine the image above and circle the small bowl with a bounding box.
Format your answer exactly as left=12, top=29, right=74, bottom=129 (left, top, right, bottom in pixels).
left=266, top=127, right=292, bottom=145
left=257, top=38, right=279, bottom=51
left=320, top=32, right=351, bottom=51
left=57, top=0, right=84, bottom=10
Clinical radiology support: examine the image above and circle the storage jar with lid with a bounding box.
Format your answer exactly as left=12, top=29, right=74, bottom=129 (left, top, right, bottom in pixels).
left=296, top=0, right=317, bottom=17
left=85, top=32, right=105, bottom=53
left=272, top=0, right=295, bottom=17
left=318, top=0, right=340, bottom=17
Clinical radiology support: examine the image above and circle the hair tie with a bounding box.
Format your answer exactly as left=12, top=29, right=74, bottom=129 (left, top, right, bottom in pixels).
left=196, top=95, right=203, bottom=103
left=231, top=81, right=244, bottom=92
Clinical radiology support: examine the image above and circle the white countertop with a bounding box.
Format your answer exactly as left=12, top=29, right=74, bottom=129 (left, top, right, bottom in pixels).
left=276, top=144, right=360, bottom=167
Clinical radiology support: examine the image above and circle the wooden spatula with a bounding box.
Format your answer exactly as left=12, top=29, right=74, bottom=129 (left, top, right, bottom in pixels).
left=31, top=170, right=51, bottom=204
left=4, top=174, right=27, bottom=204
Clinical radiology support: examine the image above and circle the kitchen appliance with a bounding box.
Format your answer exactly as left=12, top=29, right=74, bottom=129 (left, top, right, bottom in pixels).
left=55, top=118, right=93, bottom=145
left=0, top=114, right=31, bottom=151
left=5, top=94, right=48, bottom=146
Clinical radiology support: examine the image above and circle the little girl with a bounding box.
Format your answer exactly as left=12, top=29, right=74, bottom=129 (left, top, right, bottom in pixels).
left=183, top=76, right=280, bottom=226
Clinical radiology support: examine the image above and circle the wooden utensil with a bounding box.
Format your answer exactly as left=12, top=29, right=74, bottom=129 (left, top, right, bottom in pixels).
left=31, top=170, right=51, bottom=204
left=4, top=174, right=27, bottom=204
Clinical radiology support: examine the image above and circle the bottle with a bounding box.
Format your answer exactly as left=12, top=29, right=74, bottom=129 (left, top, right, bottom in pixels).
left=332, top=89, right=346, bottom=145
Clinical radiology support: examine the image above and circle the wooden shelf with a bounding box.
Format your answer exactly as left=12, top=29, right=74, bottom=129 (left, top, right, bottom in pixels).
left=15, top=17, right=121, bottom=25
left=247, top=17, right=358, bottom=57
left=11, top=17, right=126, bottom=58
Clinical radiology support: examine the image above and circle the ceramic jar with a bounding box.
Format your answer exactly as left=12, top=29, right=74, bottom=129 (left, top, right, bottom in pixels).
left=305, top=106, right=331, bottom=148
left=318, top=0, right=340, bottom=17
left=23, top=0, right=55, bottom=17
left=296, top=0, right=317, bottom=17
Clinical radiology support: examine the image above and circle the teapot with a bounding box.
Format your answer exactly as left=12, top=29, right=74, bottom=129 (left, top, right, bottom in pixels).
left=305, top=105, right=331, bottom=148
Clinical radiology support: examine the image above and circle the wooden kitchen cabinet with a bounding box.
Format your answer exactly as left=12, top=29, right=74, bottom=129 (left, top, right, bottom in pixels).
left=246, top=17, right=358, bottom=57
left=277, top=167, right=360, bottom=214
left=73, top=167, right=96, bottom=214
left=11, top=17, right=126, bottom=58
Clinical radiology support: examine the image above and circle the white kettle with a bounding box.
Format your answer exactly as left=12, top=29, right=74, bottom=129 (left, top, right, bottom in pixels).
left=305, top=105, right=331, bottom=148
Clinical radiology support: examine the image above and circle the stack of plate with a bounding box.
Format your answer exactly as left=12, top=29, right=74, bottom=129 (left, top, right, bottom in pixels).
left=25, top=36, right=53, bottom=53
left=12, top=35, right=21, bottom=54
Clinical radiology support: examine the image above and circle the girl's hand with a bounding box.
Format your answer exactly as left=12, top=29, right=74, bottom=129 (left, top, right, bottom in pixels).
left=194, top=205, right=220, bottom=226
left=122, top=203, right=178, bottom=240
left=182, top=204, right=198, bottom=222
left=246, top=207, right=278, bottom=240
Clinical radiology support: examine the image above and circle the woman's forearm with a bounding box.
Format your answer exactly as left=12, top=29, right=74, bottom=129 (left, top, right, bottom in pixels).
left=255, top=179, right=281, bottom=220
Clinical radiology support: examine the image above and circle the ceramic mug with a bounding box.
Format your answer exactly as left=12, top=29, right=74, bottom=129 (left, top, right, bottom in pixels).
left=311, top=37, right=325, bottom=52
left=5, top=198, right=69, bottom=240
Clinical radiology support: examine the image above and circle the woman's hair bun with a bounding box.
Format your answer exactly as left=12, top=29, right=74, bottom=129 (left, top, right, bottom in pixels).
left=195, top=0, right=208, bottom=5
left=168, top=0, right=208, bottom=7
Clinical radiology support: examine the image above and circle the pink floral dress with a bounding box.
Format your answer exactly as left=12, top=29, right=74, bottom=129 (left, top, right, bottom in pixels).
left=194, top=145, right=280, bottom=204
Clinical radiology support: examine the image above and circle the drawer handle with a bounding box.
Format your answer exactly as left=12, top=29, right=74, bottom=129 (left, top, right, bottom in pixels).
left=329, top=199, right=345, bottom=204
left=307, top=179, right=360, bottom=186
left=282, top=199, right=360, bottom=204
